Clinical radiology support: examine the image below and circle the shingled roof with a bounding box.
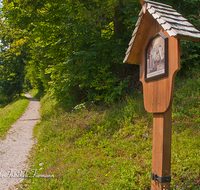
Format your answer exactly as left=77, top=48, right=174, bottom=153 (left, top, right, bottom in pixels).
left=123, top=0, right=200, bottom=64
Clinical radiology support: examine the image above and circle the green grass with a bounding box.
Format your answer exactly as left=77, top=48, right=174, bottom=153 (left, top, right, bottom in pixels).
left=0, top=95, right=29, bottom=139
left=20, top=74, right=200, bottom=190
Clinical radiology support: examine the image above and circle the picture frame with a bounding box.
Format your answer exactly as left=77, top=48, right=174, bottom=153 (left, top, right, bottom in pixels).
left=145, top=31, right=168, bottom=82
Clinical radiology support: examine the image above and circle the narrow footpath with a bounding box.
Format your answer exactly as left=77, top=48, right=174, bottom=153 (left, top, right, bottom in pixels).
left=0, top=93, right=40, bottom=190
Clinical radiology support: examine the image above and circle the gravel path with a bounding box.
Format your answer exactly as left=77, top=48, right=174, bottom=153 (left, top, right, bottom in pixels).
left=0, top=93, right=40, bottom=190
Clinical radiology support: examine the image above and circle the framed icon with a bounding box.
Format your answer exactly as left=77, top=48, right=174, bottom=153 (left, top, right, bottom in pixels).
left=145, top=32, right=168, bottom=81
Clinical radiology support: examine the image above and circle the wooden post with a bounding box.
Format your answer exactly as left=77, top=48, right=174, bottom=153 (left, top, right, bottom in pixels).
left=123, top=1, right=200, bottom=189
left=151, top=106, right=172, bottom=190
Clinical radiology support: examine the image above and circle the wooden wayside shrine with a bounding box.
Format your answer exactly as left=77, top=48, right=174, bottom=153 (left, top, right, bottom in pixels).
left=123, top=0, right=200, bottom=189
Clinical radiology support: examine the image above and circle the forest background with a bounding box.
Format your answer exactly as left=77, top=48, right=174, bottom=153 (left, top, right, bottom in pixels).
left=0, top=0, right=200, bottom=106
left=0, top=0, right=200, bottom=189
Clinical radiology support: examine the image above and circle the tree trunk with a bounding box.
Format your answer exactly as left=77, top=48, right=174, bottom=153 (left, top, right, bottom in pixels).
left=113, top=0, right=125, bottom=37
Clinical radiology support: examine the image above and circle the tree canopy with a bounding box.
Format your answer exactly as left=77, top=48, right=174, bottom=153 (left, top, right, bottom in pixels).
left=0, top=0, right=199, bottom=104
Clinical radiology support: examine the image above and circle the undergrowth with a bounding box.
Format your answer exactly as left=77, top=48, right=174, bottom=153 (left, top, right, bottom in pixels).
left=20, top=74, right=200, bottom=190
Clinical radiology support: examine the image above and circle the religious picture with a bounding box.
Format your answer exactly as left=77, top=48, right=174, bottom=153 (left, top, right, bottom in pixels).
left=145, top=32, right=168, bottom=81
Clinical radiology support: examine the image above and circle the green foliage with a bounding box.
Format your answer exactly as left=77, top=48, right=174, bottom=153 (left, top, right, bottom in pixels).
left=1, top=0, right=141, bottom=105
left=20, top=73, right=200, bottom=189
left=44, top=0, right=141, bottom=105
left=30, top=89, right=45, bottom=101
left=178, top=40, right=200, bottom=77
left=1, top=0, right=200, bottom=106
left=0, top=12, right=27, bottom=100
left=1, top=0, right=198, bottom=189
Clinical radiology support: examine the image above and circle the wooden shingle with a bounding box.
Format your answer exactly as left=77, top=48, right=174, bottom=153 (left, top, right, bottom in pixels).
left=123, top=0, right=200, bottom=64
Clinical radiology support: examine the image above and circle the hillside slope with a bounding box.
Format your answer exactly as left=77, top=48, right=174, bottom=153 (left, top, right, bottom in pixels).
left=21, top=74, right=200, bottom=190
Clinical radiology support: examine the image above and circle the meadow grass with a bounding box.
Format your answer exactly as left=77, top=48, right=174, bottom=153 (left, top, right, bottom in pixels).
left=20, top=75, right=200, bottom=190
left=0, top=95, right=29, bottom=139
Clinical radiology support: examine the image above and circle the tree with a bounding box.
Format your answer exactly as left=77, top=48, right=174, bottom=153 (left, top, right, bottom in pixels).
left=0, top=13, right=27, bottom=100
left=2, top=0, right=141, bottom=104
left=2, top=0, right=198, bottom=105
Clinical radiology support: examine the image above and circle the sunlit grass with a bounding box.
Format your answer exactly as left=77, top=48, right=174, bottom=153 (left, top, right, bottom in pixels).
left=0, top=96, right=29, bottom=139
left=20, top=74, right=200, bottom=189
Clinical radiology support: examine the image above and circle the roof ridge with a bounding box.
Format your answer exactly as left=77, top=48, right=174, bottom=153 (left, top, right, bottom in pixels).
left=147, top=3, right=177, bottom=13
left=142, top=0, right=172, bottom=8
left=123, top=1, right=200, bottom=63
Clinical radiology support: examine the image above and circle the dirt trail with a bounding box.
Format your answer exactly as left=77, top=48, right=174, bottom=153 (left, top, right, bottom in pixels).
left=0, top=93, right=40, bottom=190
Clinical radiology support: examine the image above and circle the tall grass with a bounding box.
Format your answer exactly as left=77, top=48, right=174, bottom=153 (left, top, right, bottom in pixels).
left=20, top=74, right=200, bottom=190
